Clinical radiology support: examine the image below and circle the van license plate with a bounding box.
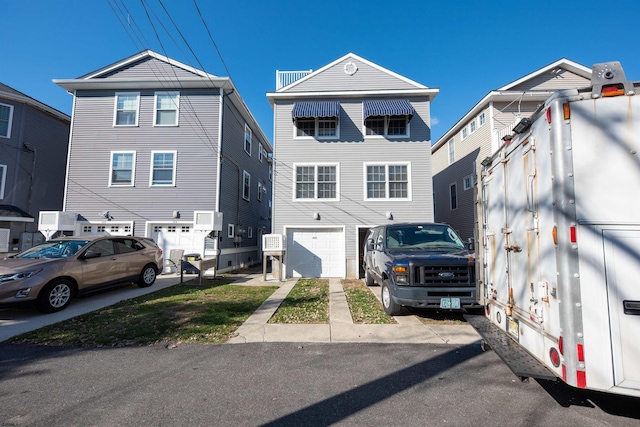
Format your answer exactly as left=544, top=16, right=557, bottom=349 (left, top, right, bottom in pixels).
left=440, top=298, right=460, bottom=309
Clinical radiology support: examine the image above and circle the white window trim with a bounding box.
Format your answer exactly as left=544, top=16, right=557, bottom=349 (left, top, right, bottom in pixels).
left=149, top=150, right=177, bottom=187
left=292, top=162, right=340, bottom=202
left=109, top=151, right=136, bottom=187
left=0, top=103, right=14, bottom=139
left=243, top=170, right=251, bottom=201
left=244, top=124, right=252, bottom=155
left=293, top=117, right=340, bottom=140
left=449, top=182, right=458, bottom=210
left=469, top=119, right=477, bottom=133
left=113, top=92, right=140, bottom=127
left=258, top=144, right=264, bottom=162
left=153, top=91, right=180, bottom=126
left=0, top=164, right=6, bottom=199
left=248, top=227, right=253, bottom=239
left=257, top=181, right=263, bottom=201
left=463, top=174, right=474, bottom=191
left=363, top=162, right=412, bottom=201
left=461, top=126, right=468, bottom=140
left=479, top=112, right=486, bottom=127
left=269, top=165, right=273, bottom=181
left=227, top=223, right=235, bottom=238
left=363, top=114, right=410, bottom=139
left=447, top=139, right=455, bottom=165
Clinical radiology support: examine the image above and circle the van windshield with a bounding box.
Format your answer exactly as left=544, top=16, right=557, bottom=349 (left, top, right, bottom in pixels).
left=385, top=224, right=465, bottom=250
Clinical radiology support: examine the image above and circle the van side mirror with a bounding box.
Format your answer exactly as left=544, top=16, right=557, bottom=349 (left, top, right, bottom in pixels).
left=467, top=238, right=475, bottom=251
left=366, top=239, right=374, bottom=251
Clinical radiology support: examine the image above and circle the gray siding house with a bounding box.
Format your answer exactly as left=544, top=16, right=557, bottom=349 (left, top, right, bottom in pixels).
left=54, top=50, right=272, bottom=272
left=0, top=83, right=70, bottom=254
left=431, top=59, right=591, bottom=242
left=267, top=53, right=438, bottom=279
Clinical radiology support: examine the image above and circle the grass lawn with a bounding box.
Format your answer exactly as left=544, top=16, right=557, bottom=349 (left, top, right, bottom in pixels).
left=342, top=279, right=396, bottom=324
left=268, top=278, right=329, bottom=324
left=7, top=278, right=277, bottom=347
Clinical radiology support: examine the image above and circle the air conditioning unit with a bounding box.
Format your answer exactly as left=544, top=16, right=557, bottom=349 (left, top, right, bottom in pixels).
left=193, top=211, right=223, bottom=231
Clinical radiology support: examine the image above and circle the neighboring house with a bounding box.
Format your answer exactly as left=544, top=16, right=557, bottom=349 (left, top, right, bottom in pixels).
left=53, top=50, right=272, bottom=272
left=431, top=59, right=592, bottom=242
left=266, top=53, right=438, bottom=279
left=0, top=83, right=70, bottom=255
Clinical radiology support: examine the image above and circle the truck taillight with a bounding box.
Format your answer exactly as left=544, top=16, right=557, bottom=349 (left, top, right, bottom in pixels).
left=577, top=343, right=584, bottom=362
left=550, top=347, right=561, bottom=367
left=570, top=226, right=577, bottom=243
left=546, top=107, right=551, bottom=123
left=552, top=226, right=557, bottom=245
left=559, top=336, right=564, bottom=355
left=563, top=103, right=571, bottom=120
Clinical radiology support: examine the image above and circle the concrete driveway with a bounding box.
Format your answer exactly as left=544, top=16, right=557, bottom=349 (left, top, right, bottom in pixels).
left=0, top=273, right=182, bottom=342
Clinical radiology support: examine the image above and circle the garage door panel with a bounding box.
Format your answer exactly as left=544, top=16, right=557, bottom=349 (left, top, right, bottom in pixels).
left=286, top=228, right=344, bottom=278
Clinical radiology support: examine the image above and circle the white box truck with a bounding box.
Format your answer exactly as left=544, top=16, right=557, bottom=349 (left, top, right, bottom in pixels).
left=466, top=62, right=640, bottom=398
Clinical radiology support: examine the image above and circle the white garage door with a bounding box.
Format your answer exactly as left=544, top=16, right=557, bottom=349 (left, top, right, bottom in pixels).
left=286, top=228, right=345, bottom=278
left=152, top=224, right=203, bottom=259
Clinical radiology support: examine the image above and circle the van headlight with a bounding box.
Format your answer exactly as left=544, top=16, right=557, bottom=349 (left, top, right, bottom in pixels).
left=392, top=265, right=408, bottom=285
left=0, top=269, right=42, bottom=284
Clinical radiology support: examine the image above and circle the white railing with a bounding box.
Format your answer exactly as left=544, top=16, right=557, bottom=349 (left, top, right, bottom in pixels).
left=495, top=119, right=519, bottom=141
left=276, top=70, right=312, bottom=90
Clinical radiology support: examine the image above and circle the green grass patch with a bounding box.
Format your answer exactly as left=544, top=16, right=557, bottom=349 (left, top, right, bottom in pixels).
left=8, top=278, right=277, bottom=347
left=342, top=279, right=397, bottom=324
left=268, top=278, right=329, bottom=324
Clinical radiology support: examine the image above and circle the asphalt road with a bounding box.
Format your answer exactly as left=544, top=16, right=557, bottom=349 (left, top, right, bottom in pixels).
left=1, top=342, right=639, bottom=426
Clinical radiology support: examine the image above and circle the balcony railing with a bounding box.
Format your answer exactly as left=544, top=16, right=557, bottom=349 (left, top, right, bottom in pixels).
left=276, top=70, right=312, bottom=90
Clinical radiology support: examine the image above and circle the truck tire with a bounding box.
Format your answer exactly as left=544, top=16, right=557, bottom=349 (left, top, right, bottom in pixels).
left=381, top=280, right=401, bottom=316
left=365, top=269, right=375, bottom=286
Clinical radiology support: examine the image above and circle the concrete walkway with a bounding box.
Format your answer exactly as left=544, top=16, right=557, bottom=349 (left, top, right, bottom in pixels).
left=227, top=276, right=481, bottom=345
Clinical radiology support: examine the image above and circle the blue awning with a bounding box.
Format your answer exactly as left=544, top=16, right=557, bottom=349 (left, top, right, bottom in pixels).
left=292, top=101, right=340, bottom=121
left=363, top=99, right=415, bottom=119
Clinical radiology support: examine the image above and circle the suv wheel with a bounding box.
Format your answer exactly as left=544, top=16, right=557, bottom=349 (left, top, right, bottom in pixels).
left=381, top=280, right=401, bottom=316
left=138, top=264, right=157, bottom=288
left=37, top=279, right=73, bottom=313
left=365, top=269, right=375, bottom=286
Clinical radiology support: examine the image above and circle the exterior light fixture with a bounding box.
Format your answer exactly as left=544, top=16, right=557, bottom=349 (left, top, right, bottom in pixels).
left=512, top=118, right=532, bottom=134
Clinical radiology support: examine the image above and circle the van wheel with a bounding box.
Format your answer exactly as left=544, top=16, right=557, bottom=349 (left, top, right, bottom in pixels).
left=381, top=280, right=401, bottom=316
left=37, top=279, right=73, bottom=313
left=365, top=269, right=375, bottom=286
left=138, top=264, right=157, bottom=287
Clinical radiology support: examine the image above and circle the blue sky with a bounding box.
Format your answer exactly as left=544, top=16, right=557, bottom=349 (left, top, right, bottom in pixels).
left=3, top=0, right=640, bottom=144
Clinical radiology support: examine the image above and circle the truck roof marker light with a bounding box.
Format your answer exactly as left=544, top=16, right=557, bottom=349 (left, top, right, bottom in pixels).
left=546, top=107, right=552, bottom=124
left=602, top=85, right=625, bottom=97
left=570, top=226, right=577, bottom=243
left=563, top=103, right=571, bottom=120
left=552, top=226, right=558, bottom=245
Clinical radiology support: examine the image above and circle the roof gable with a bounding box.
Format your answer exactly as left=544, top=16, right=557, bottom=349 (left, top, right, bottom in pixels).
left=279, top=53, right=429, bottom=93
left=80, top=50, right=218, bottom=81
left=498, top=58, right=592, bottom=91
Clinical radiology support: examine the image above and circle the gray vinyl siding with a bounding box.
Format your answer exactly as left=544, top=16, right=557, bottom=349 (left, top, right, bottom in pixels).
left=65, top=88, right=221, bottom=234
left=492, top=101, right=541, bottom=135
left=217, top=96, right=272, bottom=264
left=273, top=96, right=433, bottom=272
left=509, top=69, right=590, bottom=92
left=100, top=57, right=202, bottom=79
left=287, top=58, right=421, bottom=92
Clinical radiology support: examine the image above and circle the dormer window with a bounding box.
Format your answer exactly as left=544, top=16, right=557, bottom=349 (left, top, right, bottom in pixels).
left=292, top=101, right=340, bottom=139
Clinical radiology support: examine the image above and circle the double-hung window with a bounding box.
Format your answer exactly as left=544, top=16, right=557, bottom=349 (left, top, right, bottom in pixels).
left=479, top=112, right=486, bottom=126
left=114, top=92, right=139, bottom=126
left=154, top=91, right=179, bottom=126
left=294, top=164, right=338, bottom=201
left=365, top=163, right=410, bottom=200
left=257, top=181, right=263, bottom=201
left=0, top=164, right=6, bottom=199
left=150, top=151, right=176, bottom=186
left=0, top=103, right=14, bottom=138
left=292, top=101, right=340, bottom=139
left=243, top=170, right=251, bottom=200
left=244, top=125, right=252, bottom=155
left=109, top=151, right=136, bottom=186
left=447, top=139, right=455, bottom=164
left=363, top=100, right=414, bottom=138
left=450, top=183, right=458, bottom=210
